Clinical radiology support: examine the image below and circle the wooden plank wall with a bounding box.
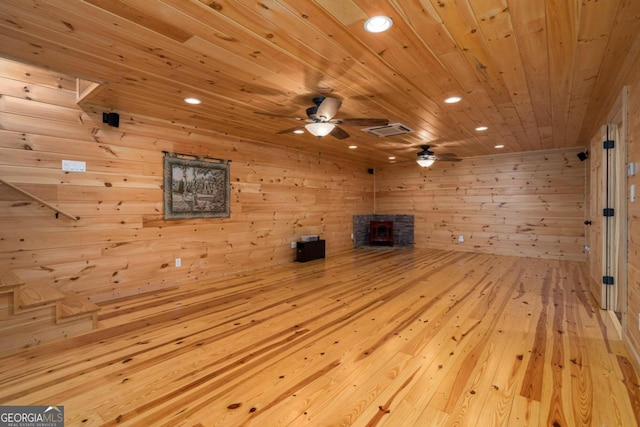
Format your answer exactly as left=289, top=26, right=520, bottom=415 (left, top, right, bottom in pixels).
left=583, top=42, right=640, bottom=368
left=374, top=149, right=586, bottom=261
left=0, top=58, right=373, bottom=303
left=627, top=61, right=640, bottom=360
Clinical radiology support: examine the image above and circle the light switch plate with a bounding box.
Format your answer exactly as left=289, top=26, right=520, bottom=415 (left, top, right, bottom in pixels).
left=62, top=160, right=86, bottom=172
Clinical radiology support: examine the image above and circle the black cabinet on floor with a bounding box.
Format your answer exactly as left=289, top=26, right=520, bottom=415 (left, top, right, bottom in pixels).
left=296, top=240, right=325, bottom=262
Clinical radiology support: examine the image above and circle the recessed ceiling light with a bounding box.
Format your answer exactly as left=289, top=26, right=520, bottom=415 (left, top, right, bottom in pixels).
left=184, top=97, right=201, bottom=105
left=348, top=145, right=358, bottom=149
left=364, top=16, right=393, bottom=33
left=495, top=144, right=505, bottom=149
left=293, top=129, right=304, bottom=134
left=388, top=156, right=396, bottom=160
left=475, top=126, right=488, bottom=131
left=444, top=96, right=462, bottom=104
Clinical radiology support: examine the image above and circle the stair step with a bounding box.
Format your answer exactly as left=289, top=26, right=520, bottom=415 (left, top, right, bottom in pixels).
left=0, top=273, right=101, bottom=354
left=0, top=271, right=24, bottom=293
left=57, top=293, right=100, bottom=325
left=0, top=307, right=95, bottom=353
left=18, top=283, right=65, bottom=311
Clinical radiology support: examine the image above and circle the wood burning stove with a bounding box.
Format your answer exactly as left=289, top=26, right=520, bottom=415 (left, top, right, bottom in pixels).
left=369, top=220, right=393, bottom=246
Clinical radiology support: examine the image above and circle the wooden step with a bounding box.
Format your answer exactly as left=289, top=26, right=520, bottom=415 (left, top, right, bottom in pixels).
left=0, top=271, right=23, bottom=320
left=57, top=293, right=100, bottom=328
left=0, top=305, right=96, bottom=353
left=0, top=290, right=100, bottom=354
left=0, top=274, right=101, bottom=354
left=17, top=283, right=65, bottom=311
left=0, top=271, right=24, bottom=293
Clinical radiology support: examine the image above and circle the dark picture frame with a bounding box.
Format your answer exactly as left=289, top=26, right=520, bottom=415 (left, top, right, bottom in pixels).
left=163, top=153, right=230, bottom=220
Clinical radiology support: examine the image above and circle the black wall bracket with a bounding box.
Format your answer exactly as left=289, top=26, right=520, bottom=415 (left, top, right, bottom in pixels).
left=102, top=112, right=120, bottom=127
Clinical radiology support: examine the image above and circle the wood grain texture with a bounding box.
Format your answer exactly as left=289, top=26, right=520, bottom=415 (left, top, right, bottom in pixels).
left=374, top=148, right=586, bottom=261
left=0, top=249, right=637, bottom=426
left=0, top=58, right=373, bottom=304
left=0, top=0, right=637, bottom=164
left=2, top=32, right=640, bottom=387
left=625, top=56, right=640, bottom=365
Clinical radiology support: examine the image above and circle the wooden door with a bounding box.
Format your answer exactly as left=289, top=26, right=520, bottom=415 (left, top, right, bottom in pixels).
left=588, top=89, right=628, bottom=323
left=609, top=101, right=628, bottom=321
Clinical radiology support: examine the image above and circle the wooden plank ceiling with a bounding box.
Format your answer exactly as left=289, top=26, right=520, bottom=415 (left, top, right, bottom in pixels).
left=0, top=0, right=638, bottom=165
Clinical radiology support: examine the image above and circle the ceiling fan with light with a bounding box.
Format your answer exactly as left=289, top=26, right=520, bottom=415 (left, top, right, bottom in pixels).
left=416, top=145, right=462, bottom=167
left=254, top=96, right=389, bottom=139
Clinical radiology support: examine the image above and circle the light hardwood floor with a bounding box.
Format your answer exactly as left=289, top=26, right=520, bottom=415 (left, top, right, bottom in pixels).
left=0, top=249, right=638, bottom=426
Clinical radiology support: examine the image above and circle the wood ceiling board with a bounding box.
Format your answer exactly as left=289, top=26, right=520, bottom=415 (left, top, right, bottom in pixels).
left=545, top=0, right=580, bottom=149
left=0, top=0, right=637, bottom=165
left=471, top=0, right=542, bottom=151
left=578, top=0, right=640, bottom=143
left=564, top=0, right=622, bottom=150
left=241, top=0, right=480, bottom=142
left=428, top=0, right=511, bottom=104
left=507, top=0, right=552, bottom=150
left=402, top=2, right=524, bottom=154
left=84, top=0, right=194, bottom=43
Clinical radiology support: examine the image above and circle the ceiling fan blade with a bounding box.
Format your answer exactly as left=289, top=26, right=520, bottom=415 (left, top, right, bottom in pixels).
left=275, top=125, right=305, bottom=134
left=338, top=118, right=389, bottom=126
left=437, top=153, right=462, bottom=162
left=254, top=111, right=305, bottom=120
left=330, top=126, right=350, bottom=140
left=316, top=97, right=342, bottom=121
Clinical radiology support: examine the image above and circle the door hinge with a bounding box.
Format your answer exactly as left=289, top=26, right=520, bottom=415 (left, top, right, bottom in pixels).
left=603, top=208, right=615, bottom=217
left=603, top=140, right=615, bottom=149
left=603, top=276, right=614, bottom=285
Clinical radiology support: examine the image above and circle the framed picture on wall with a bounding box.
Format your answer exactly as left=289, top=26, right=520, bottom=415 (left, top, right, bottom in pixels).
left=163, top=153, right=230, bottom=220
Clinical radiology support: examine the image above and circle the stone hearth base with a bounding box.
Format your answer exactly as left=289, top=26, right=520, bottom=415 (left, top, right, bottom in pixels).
left=353, top=214, right=414, bottom=248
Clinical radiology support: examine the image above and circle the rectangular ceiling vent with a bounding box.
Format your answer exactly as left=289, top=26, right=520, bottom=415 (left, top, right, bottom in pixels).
left=361, top=122, right=413, bottom=137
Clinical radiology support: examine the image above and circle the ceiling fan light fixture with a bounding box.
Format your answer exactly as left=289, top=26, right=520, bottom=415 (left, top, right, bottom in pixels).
left=364, top=16, right=393, bottom=33
left=416, top=156, right=436, bottom=168
left=305, top=122, right=335, bottom=137
left=417, top=156, right=436, bottom=168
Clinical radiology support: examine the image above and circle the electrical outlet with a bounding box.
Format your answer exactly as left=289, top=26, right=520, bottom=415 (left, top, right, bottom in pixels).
left=291, top=241, right=297, bottom=249
left=458, top=235, right=464, bottom=243
left=175, top=258, right=181, bottom=268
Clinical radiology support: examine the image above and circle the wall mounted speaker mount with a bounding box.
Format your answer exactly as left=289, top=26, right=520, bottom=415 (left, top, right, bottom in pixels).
left=103, top=112, right=120, bottom=128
